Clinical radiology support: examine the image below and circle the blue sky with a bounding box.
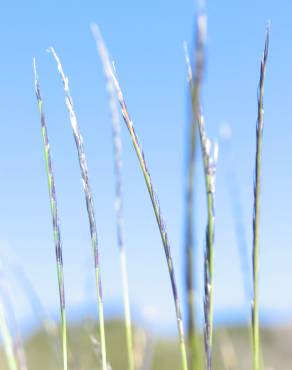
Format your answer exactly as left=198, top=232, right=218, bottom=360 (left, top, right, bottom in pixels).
left=0, top=0, right=291, bottom=334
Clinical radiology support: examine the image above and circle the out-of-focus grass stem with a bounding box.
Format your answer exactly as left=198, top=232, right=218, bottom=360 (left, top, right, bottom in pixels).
left=0, top=300, right=19, bottom=370
left=183, top=41, right=202, bottom=370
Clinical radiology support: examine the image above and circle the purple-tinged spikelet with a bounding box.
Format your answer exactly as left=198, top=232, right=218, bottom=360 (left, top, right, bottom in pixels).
left=33, top=59, right=67, bottom=370
left=91, top=25, right=188, bottom=370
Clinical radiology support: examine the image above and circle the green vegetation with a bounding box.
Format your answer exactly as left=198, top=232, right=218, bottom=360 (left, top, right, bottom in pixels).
left=0, top=302, right=19, bottom=370
left=33, top=59, right=68, bottom=370
left=49, top=47, right=108, bottom=370
left=91, top=24, right=188, bottom=370
left=93, top=24, right=135, bottom=370
left=1, top=321, right=291, bottom=370
left=0, top=7, right=274, bottom=370
left=252, top=27, right=270, bottom=370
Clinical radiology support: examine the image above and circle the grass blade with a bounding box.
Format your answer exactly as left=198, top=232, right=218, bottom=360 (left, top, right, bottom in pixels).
left=33, top=59, right=68, bottom=370
left=188, top=14, right=218, bottom=370
left=252, top=26, right=269, bottom=370
left=91, top=25, right=188, bottom=370
left=92, top=27, right=135, bottom=370
left=49, top=48, right=107, bottom=370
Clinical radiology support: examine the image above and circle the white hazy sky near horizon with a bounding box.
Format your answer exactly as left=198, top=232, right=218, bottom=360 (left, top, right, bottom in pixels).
left=0, top=0, right=291, bottom=334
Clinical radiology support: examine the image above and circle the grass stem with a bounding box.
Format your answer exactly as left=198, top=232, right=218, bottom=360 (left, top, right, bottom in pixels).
left=91, top=25, right=188, bottom=370
left=183, top=41, right=202, bottom=370
left=33, top=59, right=68, bottom=370
left=252, top=26, right=269, bottom=370
left=0, top=300, right=19, bottom=370
left=188, top=14, right=218, bottom=370
left=0, top=278, right=27, bottom=370
left=92, top=24, right=135, bottom=370
left=49, top=48, right=108, bottom=370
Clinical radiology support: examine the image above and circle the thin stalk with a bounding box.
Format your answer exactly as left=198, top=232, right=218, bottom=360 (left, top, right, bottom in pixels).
left=183, top=41, right=202, bottom=370
left=91, top=25, right=188, bottom=370
left=33, top=59, right=68, bottom=370
left=0, top=300, right=19, bottom=370
left=189, top=14, right=218, bottom=370
left=49, top=48, right=107, bottom=370
left=92, top=26, right=135, bottom=370
left=252, top=27, right=269, bottom=370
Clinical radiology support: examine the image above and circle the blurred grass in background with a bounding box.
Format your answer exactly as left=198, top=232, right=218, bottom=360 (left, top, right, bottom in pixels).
left=1, top=320, right=290, bottom=370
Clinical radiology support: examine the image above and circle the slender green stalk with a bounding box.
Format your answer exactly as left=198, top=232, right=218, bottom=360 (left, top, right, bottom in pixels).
left=198, top=121, right=217, bottom=370
left=189, top=14, right=218, bottom=370
left=183, top=41, right=202, bottom=370
left=252, top=27, right=269, bottom=370
left=92, top=24, right=134, bottom=370
left=33, top=59, right=68, bottom=370
left=91, top=25, right=188, bottom=370
left=0, top=300, right=19, bottom=370
left=49, top=48, right=107, bottom=370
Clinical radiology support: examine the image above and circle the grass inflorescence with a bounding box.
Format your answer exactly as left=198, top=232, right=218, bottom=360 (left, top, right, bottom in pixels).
left=91, top=24, right=189, bottom=370
left=186, top=13, right=218, bottom=370
left=252, top=26, right=270, bottom=370
left=18, top=10, right=273, bottom=370
left=49, top=48, right=108, bottom=370
left=91, top=23, right=135, bottom=370
left=33, top=59, right=68, bottom=370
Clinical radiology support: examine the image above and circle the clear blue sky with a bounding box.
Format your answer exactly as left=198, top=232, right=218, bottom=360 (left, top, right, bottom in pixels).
left=0, top=0, right=291, bottom=334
